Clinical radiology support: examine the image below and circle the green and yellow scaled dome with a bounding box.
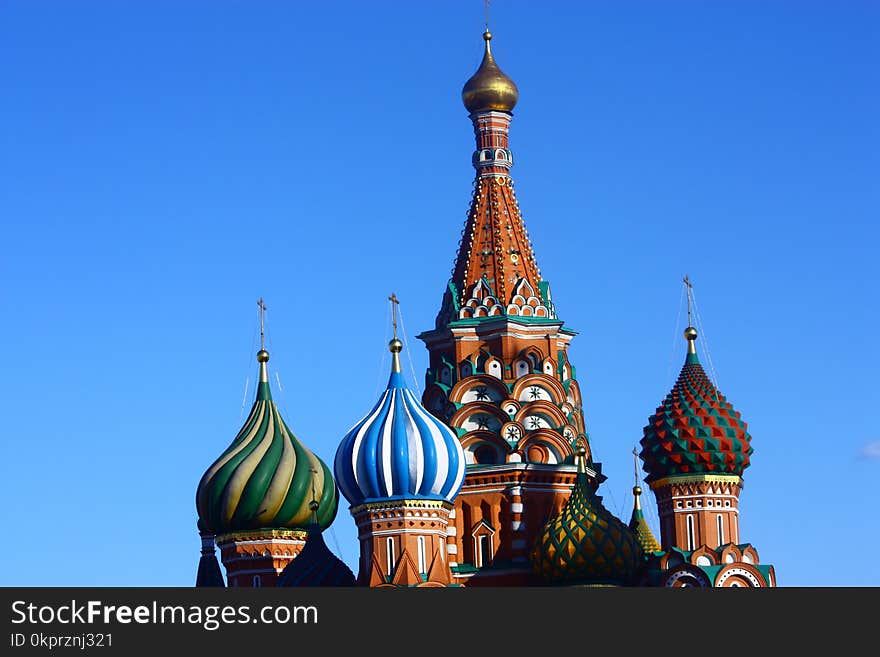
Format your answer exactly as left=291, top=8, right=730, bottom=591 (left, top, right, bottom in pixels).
left=196, top=348, right=338, bottom=534
left=531, top=450, right=642, bottom=585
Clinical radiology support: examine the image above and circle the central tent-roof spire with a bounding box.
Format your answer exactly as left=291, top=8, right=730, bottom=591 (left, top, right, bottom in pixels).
left=439, top=23, right=551, bottom=323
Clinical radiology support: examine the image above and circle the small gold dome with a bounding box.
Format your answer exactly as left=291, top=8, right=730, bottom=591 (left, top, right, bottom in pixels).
left=462, top=31, right=519, bottom=114
left=257, top=349, right=270, bottom=363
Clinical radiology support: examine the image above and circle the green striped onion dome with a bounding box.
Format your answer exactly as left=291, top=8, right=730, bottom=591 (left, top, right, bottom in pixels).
left=640, top=328, right=753, bottom=484
left=531, top=451, right=641, bottom=586
left=196, top=349, right=338, bottom=534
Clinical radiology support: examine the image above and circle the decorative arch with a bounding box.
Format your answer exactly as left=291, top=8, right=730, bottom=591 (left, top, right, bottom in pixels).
left=507, top=278, right=549, bottom=317
left=513, top=400, right=568, bottom=429
left=449, top=403, right=510, bottom=433
left=521, top=347, right=543, bottom=372
left=714, top=563, right=767, bottom=588
left=741, top=545, right=760, bottom=565
left=460, top=431, right=511, bottom=465
left=421, top=384, right=449, bottom=419
left=659, top=549, right=687, bottom=571
left=511, top=374, right=566, bottom=405
left=460, top=278, right=502, bottom=319
left=516, top=429, right=573, bottom=463
left=448, top=375, right=508, bottom=404
left=690, top=546, right=717, bottom=567
left=719, top=544, right=742, bottom=565
left=663, top=564, right=711, bottom=587
left=564, top=379, right=582, bottom=407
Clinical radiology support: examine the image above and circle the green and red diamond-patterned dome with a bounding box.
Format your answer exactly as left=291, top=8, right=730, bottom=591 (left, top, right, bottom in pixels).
left=640, top=327, right=753, bottom=483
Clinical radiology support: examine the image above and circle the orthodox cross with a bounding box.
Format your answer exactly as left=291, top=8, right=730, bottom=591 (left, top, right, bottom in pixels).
left=257, top=297, right=267, bottom=350
left=683, top=275, right=693, bottom=326
left=388, top=292, right=400, bottom=339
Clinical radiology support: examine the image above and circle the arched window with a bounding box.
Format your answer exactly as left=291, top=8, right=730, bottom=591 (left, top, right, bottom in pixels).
left=474, top=444, right=500, bottom=465
left=386, top=537, right=396, bottom=576
left=717, top=514, right=725, bottom=547
left=253, top=575, right=262, bottom=588
left=471, top=521, right=496, bottom=568
left=476, top=535, right=493, bottom=568
left=417, top=536, right=427, bottom=575
left=686, top=515, right=696, bottom=551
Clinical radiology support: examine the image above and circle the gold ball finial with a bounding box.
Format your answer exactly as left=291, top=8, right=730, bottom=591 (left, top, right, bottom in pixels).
left=309, top=500, right=319, bottom=512
left=257, top=349, right=270, bottom=363
left=388, top=337, right=403, bottom=354
left=684, top=326, right=698, bottom=341
left=633, top=485, right=642, bottom=496
left=574, top=446, right=587, bottom=473
left=483, top=30, right=492, bottom=41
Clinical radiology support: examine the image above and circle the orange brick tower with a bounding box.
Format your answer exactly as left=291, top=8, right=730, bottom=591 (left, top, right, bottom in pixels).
left=417, top=29, right=603, bottom=585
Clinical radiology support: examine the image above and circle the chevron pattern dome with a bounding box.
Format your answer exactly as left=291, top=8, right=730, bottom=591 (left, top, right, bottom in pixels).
left=196, top=350, right=338, bottom=534
left=640, top=329, right=753, bottom=483
left=334, top=339, right=466, bottom=506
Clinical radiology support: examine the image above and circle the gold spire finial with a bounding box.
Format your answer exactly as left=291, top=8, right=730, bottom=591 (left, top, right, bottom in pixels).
left=575, top=446, right=587, bottom=474
left=256, top=298, right=269, bottom=380
left=683, top=276, right=697, bottom=354
left=388, top=292, right=403, bottom=373
left=632, top=447, right=643, bottom=508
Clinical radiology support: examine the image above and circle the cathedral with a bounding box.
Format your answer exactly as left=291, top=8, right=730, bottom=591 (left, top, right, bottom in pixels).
left=194, top=25, right=776, bottom=589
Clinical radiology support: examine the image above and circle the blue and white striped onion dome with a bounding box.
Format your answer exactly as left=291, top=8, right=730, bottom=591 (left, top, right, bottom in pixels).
left=334, top=338, right=466, bottom=506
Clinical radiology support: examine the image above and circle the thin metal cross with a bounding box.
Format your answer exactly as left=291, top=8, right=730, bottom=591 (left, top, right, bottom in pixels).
left=388, top=292, right=400, bottom=339
left=683, top=275, right=693, bottom=326
left=632, top=447, right=640, bottom=486
left=257, top=297, right=267, bottom=350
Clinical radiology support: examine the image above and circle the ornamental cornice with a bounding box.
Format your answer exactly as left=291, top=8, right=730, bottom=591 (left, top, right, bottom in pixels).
left=215, top=528, right=307, bottom=544
left=349, top=499, right=454, bottom=514
left=649, top=474, right=743, bottom=490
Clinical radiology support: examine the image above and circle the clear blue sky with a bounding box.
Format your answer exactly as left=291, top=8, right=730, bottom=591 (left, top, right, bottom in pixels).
left=1, top=1, right=877, bottom=587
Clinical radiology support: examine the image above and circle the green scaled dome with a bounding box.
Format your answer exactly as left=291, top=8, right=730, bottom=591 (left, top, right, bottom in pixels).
left=196, top=349, right=338, bottom=534
left=640, top=327, right=753, bottom=483
left=629, top=486, right=661, bottom=555
left=531, top=451, right=642, bottom=586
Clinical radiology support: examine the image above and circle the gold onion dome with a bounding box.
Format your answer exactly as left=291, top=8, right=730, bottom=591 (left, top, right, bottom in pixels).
left=462, top=30, right=519, bottom=113
left=531, top=449, right=642, bottom=586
